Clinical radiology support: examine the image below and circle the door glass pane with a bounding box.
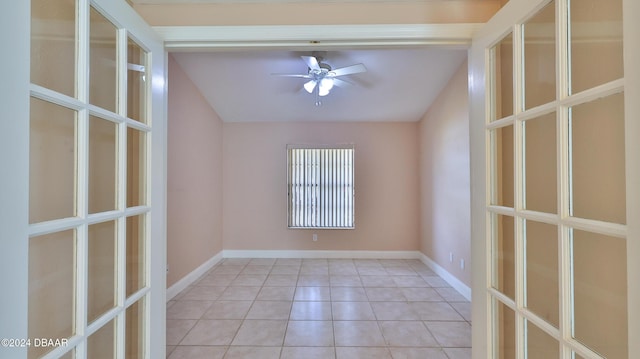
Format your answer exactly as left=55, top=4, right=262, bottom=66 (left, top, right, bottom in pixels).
left=493, top=214, right=515, bottom=300
left=524, top=1, right=556, bottom=109
left=31, top=0, right=76, bottom=97
left=494, top=300, right=516, bottom=359
left=126, top=215, right=145, bottom=297
left=87, top=319, right=116, bottom=359
left=526, top=320, right=559, bottom=359
left=88, top=221, right=117, bottom=323
left=573, top=230, right=627, bottom=358
left=28, top=230, right=76, bottom=359
left=492, top=125, right=514, bottom=207
left=492, top=32, right=514, bottom=120
left=570, top=93, right=626, bottom=224
left=30, top=97, right=77, bottom=223
left=90, top=7, right=118, bottom=113
left=127, top=38, right=148, bottom=124
left=60, top=349, right=75, bottom=359
left=525, top=221, right=559, bottom=328
left=524, top=112, right=557, bottom=213
left=126, top=300, right=145, bottom=359
left=89, top=116, right=117, bottom=214
left=127, top=128, right=146, bottom=207
left=570, top=0, right=623, bottom=94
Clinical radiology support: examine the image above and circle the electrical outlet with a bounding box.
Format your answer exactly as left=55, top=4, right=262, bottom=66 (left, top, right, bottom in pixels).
left=460, top=259, right=465, bottom=270
left=313, top=233, right=318, bottom=242
left=449, top=252, right=453, bottom=262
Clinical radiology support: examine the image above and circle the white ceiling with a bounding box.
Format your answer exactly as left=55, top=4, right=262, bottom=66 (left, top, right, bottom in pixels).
left=171, top=48, right=467, bottom=122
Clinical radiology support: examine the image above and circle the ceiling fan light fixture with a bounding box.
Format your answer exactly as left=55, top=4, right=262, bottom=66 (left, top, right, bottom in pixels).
left=320, top=78, right=334, bottom=92
left=303, top=80, right=317, bottom=93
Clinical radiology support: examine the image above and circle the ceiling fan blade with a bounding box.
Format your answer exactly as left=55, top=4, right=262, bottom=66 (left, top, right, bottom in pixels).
left=301, top=56, right=321, bottom=71
left=331, top=78, right=353, bottom=88
left=271, top=73, right=312, bottom=78
left=330, top=63, right=367, bottom=77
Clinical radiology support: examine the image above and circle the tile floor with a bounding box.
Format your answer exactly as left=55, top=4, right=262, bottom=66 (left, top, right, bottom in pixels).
left=167, top=258, right=471, bottom=359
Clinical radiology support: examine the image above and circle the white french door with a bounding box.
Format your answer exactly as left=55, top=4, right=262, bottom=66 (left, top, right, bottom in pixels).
left=469, top=0, right=639, bottom=358
left=0, top=1, right=166, bottom=358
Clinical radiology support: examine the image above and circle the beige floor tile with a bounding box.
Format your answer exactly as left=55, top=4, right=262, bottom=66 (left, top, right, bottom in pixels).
left=245, top=300, right=292, bottom=320
left=409, top=302, right=465, bottom=321
left=241, top=265, right=272, bottom=275
left=275, top=258, right=302, bottom=266
left=202, top=301, right=253, bottom=319
left=443, top=348, right=472, bottom=359
left=401, top=287, right=444, bottom=302
left=294, top=286, right=331, bottom=301
left=332, top=302, right=376, bottom=320
left=270, top=265, right=301, bottom=275
left=330, top=287, right=368, bottom=302
left=230, top=274, right=267, bottom=287
left=388, top=347, right=448, bottom=359
left=392, top=275, right=429, bottom=288
left=334, top=321, right=386, bottom=346
left=366, top=288, right=407, bottom=302
left=336, top=347, right=392, bottom=359
left=281, top=346, right=336, bottom=359
left=231, top=319, right=287, bottom=346
left=425, top=321, right=472, bottom=347
left=224, top=346, right=281, bottom=359
left=384, top=266, right=418, bottom=276
left=220, top=258, right=250, bottom=266
left=264, top=274, right=299, bottom=287
left=257, top=286, right=296, bottom=301
left=449, top=302, right=472, bottom=322
left=360, top=275, right=398, bottom=287
left=166, top=345, right=175, bottom=358
left=180, top=286, right=226, bottom=301
left=298, top=275, right=330, bottom=286
left=435, top=287, right=468, bottom=302
left=424, top=277, right=451, bottom=288
left=167, top=300, right=213, bottom=320
left=180, top=320, right=242, bottom=346
left=284, top=321, right=334, bottom=346
left=168, top=346, right=227, bottom=359
left=196, top=274, right=236, bottom=286
left=218, top=286, right=261, bottom=301
left=290, top=301, right=332, bottom=320
left=379, top=321, right=438, bottom=347
left=212, top=265, right=245, bottom=275
left=370, top=302, right=419, bottom=320
left=300, top=266, right=329, bottom=275
left=166, top=319, right=197, bottom=345
left=167, top=258, right=473, bottom=358
left=330, top=275, right=363, bottom=287
left=248, top=258, right=276, bottom=266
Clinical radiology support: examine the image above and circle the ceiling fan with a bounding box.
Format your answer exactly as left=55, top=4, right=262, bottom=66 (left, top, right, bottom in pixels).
left=272, top=52, right=367, bottom=106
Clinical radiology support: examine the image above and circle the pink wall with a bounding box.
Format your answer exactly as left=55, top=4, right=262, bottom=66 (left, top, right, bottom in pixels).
left=418, top=60, right=471, bottom=286
left=167, top=55, right=224, bottom=287
left=222, top=121, right=420, bottom=251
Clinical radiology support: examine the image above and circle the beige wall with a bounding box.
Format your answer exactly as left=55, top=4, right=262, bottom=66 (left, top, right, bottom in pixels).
left=222, top=121, right=420, bottom=251
left=418, top=60, right=471, bottom=286
left=167, top=55, right=224, bottom=287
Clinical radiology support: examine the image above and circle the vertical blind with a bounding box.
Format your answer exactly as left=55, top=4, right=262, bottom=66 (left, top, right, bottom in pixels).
left=287, top=146, right=355, bottom=229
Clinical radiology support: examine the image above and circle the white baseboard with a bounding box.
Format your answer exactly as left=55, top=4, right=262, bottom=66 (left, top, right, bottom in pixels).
left=222, top=250, right=421, bottom=259
left=166, top=251, right=223, bottom=301
left=418, top=253, right=472, bottom=301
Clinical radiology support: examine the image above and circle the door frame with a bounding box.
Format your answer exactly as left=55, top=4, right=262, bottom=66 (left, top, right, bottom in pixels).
left=0, top=1, right=167, bottom=358
left=469, top=0, right=640, bottom=357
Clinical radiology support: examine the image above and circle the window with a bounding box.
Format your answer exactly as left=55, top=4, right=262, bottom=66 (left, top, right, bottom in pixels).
left=287, top=145, right=355, bottom=229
